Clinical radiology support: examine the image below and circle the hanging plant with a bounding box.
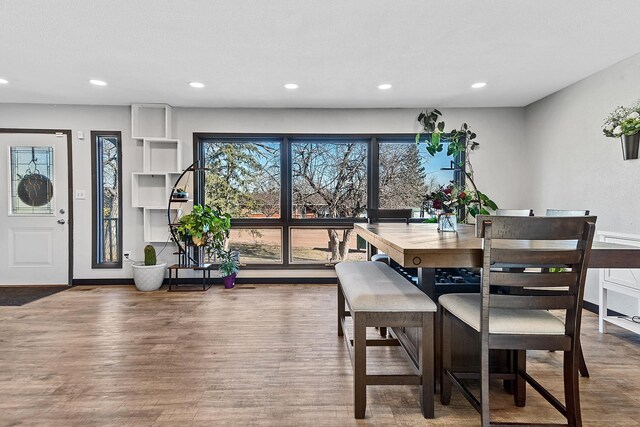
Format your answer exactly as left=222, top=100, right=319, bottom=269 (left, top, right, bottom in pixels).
left=416, top=109, right=497, bottom=217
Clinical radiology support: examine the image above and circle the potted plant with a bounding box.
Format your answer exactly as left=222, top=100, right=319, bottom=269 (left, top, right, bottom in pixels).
left=173, top=187, right=189, bottom=199
left=176, top=204, right=231, bottom=253
left=131, top=245, right=166, bottom=291
left=218, top=249, right=240, bottom=289
left=603, top=100, right=640, bottom=160
left=416, top=109, right=498, bottom=221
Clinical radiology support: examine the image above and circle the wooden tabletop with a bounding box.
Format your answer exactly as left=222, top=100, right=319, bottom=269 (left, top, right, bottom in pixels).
left=354, top=223, right=640, bottom=269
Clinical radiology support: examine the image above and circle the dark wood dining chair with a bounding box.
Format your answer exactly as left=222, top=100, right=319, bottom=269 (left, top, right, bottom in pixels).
left=439, top=215, right=596, bottom=427
left=365, top=208, right=412, bottom=264
left=545, top=209, right=590, bottom=378
left=495, top=208, right=534, bottom=216
left=546, top=209, right=590, bottom=217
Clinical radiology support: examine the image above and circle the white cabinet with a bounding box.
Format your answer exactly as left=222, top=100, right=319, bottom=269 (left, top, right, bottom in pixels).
left=598, top=231, right=640, bottom=335
left=131, top=103, right=182, bottom=242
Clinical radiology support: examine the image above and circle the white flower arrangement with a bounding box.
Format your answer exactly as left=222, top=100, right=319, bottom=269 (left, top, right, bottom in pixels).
left=603, top=101, right=640, bottom=138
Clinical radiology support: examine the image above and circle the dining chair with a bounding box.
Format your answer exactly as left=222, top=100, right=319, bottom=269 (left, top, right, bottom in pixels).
left=545, top=209, right=590, bottom=378
left=495, top=208, right=534, bottom=216
left=546, top=209, right=590, bottom=216
left=439, top=215, right=596, bottom=427
left=365, top=208, right=412, bottom=265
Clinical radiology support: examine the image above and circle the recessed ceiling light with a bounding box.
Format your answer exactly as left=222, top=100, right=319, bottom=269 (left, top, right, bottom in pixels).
left=471, top=82, right=487, bottom=89
left=377, top=83, right=392, bottom=90
left=284, top=83, right=299, bottom=90
left=0, top=78, right=8, bottom=84
left=189, top=82, right=205, bottom=88
left=89, top=79, right=107, bottom=86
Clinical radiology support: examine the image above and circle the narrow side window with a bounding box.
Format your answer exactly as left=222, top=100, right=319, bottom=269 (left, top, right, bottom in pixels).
left=91, top=131, right=122, bottom=268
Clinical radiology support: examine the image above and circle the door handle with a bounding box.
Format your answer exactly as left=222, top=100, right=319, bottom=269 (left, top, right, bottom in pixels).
left=57, top=219, right=66, bottom=225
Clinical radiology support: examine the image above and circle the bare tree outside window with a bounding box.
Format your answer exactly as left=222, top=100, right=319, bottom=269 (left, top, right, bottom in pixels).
left=291, top=141, right=367, bottom=262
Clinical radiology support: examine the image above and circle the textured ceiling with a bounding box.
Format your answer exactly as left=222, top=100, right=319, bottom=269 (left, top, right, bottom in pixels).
left=1, top=0, right=640, bottom=108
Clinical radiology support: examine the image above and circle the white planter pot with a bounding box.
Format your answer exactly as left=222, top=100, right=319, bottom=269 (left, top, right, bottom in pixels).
left=132, top=263, right=167, bottom=291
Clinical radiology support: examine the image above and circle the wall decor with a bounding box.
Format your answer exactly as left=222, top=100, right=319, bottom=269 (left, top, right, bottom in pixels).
left=9, top=146, right=54, bottom=214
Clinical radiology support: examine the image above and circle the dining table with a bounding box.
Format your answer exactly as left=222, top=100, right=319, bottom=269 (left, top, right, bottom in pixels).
left=355, top=222, right=640, bottom=298
left=353, top=221, right=640, bottom=380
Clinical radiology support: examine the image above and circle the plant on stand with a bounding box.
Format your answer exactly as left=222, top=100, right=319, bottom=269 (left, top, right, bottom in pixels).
left=131, top=245, right=167, bottom=291
left=176, top=204, right=231, bottom=262
left=603, top=100, right=640, bottom=160
left=416, top=109, right=498, bottom=222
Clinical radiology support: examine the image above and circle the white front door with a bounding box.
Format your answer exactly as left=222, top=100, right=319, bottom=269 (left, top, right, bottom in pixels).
left=0, top=132, right=70, bottom=285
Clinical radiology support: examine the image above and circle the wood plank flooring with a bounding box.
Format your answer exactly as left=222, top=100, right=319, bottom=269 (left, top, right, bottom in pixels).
left=0, top=284, right=639, bottom=426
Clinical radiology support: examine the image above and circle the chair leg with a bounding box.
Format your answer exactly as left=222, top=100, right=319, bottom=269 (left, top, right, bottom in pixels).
left=440, top=309, right=452, bottom=405
left=353, top=313, right=367, bottom=419
left=564, top=349, right=582, bottom=427
left=578, top=344, right=590, bottom=378
left=420, top=312, right=435, bottom=418
left=480, top=336, right=490, bottom=427
left=337, top=282, right=345, bottom=337
left=513, top=350, right=526, bottom=407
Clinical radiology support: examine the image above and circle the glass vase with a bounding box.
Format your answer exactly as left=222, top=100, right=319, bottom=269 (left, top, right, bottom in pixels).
left=438, top=213, right=457, bottom=232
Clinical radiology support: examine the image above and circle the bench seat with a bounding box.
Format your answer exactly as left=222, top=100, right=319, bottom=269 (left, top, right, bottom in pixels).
left=336, top=261, right=437, bottom=419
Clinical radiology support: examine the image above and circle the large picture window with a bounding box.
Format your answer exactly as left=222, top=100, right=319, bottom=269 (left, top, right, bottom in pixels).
left=291, top=139, right=368, bottom=219
left=378, top=138, right=454, bottom=214
left=203, top=138, right=280, bottom=218
left=196, top=134, right=455, bottom=268
left=92, top=131, right=122, bottom=268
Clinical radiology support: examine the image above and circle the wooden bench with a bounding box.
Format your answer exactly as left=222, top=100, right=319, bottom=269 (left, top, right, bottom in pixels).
left=336, top=261, right=437, bottom=419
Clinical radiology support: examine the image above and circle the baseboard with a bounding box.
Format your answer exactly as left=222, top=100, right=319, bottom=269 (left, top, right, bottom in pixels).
left=583, top=300, right=625, bottom=317
left=72, top=277, right=336, bottom=286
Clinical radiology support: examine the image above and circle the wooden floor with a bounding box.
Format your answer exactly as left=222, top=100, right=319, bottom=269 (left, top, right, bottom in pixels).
left=0, top=284, right=639, bottom=426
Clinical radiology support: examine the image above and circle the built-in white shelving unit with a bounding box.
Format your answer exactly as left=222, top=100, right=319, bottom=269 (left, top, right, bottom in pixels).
left=131, top=103, right=183, bottom=242
left=131, top=104, right=172, bottom=140
left=598, top=231, right=640, bottom=336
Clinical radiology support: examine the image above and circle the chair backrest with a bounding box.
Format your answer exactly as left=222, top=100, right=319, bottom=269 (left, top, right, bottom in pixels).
left=545, top=209, right=590, bottom=216
left=495, top=209, right=534, bottom=216
left=366, top=208, right=412, bottom=224
left=475, top=215, right=596, bottom=339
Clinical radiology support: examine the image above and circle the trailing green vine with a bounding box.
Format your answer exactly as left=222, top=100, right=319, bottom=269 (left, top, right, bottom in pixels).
left=416, top=109, right=497, bottom=218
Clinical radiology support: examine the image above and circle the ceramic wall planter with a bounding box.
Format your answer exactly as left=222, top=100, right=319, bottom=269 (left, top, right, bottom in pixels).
left=621, top=133, right=640, bottom=160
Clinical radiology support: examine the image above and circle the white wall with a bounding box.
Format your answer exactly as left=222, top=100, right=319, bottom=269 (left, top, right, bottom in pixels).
left=0, top=104, right=527, bottom=280
left=525, top=52, right=640, bottom=313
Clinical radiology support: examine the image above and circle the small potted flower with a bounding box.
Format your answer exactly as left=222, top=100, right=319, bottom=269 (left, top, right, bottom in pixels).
left=603, top=101, right=640, bottom=160
left=173, top=187, right=189, bottom=199
left=218, top=249, right=240, bottom=289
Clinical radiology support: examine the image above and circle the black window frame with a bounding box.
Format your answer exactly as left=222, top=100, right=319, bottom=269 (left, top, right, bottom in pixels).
left=194, top=133, right=460, bottom=269
left=91, top=131, right=123, bottom=268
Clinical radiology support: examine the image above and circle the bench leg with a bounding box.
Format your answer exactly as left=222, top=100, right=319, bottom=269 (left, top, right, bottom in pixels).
left=338, top=281, right=345, bottom=337
left=354, top=312, right=367, bottom=419
left=379, top=327, right=387, bottom=337
left=420, top=312, right=435, bottom=418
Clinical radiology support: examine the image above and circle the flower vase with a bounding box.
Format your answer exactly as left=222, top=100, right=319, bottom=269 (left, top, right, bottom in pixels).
left=621, top=134, right=640, bottom=160
left=438, top=213, right=457, bottom=232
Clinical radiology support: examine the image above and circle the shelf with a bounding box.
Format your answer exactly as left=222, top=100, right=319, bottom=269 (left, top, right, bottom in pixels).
left=602, top=316, right=640, bottom=334
left=143, top=138, right=182, bottom=172
left=144, top=208, right=176, bottom=243
left=131, top=104, right=172, bottom=139
left=131, top=173, right=169, bottom=208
